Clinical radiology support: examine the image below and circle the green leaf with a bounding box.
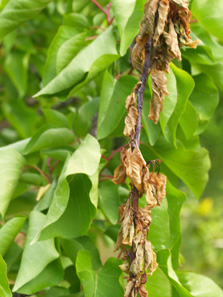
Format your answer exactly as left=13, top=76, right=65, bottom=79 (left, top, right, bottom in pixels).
left=97, top=75, right=137, bottom=140
left=177, top=272, right=223, bottom=297
left=35, top=27, right=119, bottom=98
left=111, top=0, right=145, bottom=55
left=2, top=100, right=37, bottom=138
left=38, top=174, right=97, bottom=240
left=182, top=22, right=223, bottom=65
left=148, top=181, right=186, bottom=253
left=23, top=126, right=74, bottom=154
left=0, top=0, right=52, bottom=40
left=99, top=180, right=119, bottom=224
left=42, top=26, right=85, bottom=86
left=3, top=51, right=29, bottom=97
left=76, top=250, right=124, bottom=297
left=0, top=254, right=11, bottom=297
left=190, top=74, right=219, bottom=130
left=146, top=267, right=172, bottom=297
left=3, top=242, right=22, bottom=272
left=164, top=64, right=195, bottom=146
left=0, top=216, right=26, bottom=256
left=64, top=13, right=90, bottom=31
left=56, top=31, right=86, bottom=74
left=61, top=236, right=102, bottom=270
left=73, top=97, right=100, bottom=137
left=43, top=109, right=69, bottom=128
left=191, top=0, right=223, bottom=40
left=0, top=149, right=25, bottom=218
left=158, top=64, right=194, bottom=146
left=13, top=211, right=61, bottom=294
left=141, top=138, right=210, bottom=198
left=142, top=92, right=162, bottom=146
left=179, top=101, right=198, bottom=140
left=35, top=135, right=101, bottom=241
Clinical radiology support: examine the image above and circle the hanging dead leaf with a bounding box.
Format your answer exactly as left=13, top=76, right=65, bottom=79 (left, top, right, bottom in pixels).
left=148, top=70, right=169, bottom=124
left=130, top=244, right=144, bottom=275
left=124, top=280, right=134, bottom=297
left=163, top=19, right=182, bottom=60
left=140, top=0, right=160, bottom=37
left=119, top=263, right=130, bottom=273
left=153, top=0, right=170, bottom=46
left=149, top=172, right=167, bottom=205
left=122, top=146, right=147, bottom=192
left=138, top=285, right=148, bottom=297
left=112, top=163, right=126, bottom=185
left=124, top=105, right=138, bottom=137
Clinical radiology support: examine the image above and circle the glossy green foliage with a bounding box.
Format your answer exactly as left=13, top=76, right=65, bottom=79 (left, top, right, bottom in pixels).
left=0, top=0, right=222, bottom=296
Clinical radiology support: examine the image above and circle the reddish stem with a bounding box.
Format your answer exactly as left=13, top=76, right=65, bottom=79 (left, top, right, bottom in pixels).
left=107, top=143, right=128, bottom=163
left=190, top=19, right=198, bottom=23
left=91, top=26, right=105, bottom=31
left=25, top=165, right=50, bottom=183
left=90, top=0, right=107, bottom=14
left=85, top=36, right=98, bottom=41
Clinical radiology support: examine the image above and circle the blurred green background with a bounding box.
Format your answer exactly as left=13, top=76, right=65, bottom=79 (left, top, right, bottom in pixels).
left=180, top=93, right=223, bottom=288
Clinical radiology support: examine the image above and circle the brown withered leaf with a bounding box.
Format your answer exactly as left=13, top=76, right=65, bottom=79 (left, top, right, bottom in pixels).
left=143, top=166, right=160, bottom=208
left=126, top=91, right=136, bottom=111
left=149, top=172, right=167, bottom=205
left=138, top=285, right=148, bottom=297
left=144, top=241, right=158, bottom=275
left=122, top=146, right=147, bottom=192
left=124, top=105, right=138, bottom=137
left=130, top=244, right=144, bottom=275
left=163, top=19, right=182, bottom=60
left=112, top=163, right=126, bottom=185
left=140, top=0, right=160, bottom=37
left=144, top=240, right=152, bottom=270
left=131, top=35, right=150, bottom=74
left=119, top=263, right=130, bottom=273
left=124, top=281, right=134, bottom=297
left=148, top=70, right=169, bottom=124
left=153, top=0, right=170, bottom=46
left=114, top=200, right=134, bottom=251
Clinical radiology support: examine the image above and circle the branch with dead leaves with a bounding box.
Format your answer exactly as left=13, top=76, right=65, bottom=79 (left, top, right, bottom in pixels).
left=111, top=0, right=197, bottom=296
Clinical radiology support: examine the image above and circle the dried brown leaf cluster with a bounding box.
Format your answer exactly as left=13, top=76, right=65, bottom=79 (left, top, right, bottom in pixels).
left=131, top=0, right=197, bottom=123
left=113, top=87, right=166, bottom=296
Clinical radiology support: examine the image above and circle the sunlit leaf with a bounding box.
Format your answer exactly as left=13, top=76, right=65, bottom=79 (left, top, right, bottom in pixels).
left=0, top=216, right=26, bottom=256
left=0, top=149, right=25, bottom=218
left=76, top=250, right=124, bottom=297
left=13, top=211, right=62, bottom=294
left=0, top=254, right=11, bottom=297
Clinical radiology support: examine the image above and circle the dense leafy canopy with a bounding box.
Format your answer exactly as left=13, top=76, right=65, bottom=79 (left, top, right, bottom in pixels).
left=0, top=0, right=222, bottom=296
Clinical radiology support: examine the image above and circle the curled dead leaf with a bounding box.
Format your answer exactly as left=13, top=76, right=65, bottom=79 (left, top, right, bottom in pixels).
left=153, top=0, right=170, bottom=46
left=112, top=163, right=126, bottom=185
left=149, top=172, right=167, bottom=205
left=124, top=280, right=134, bottom=297
left=138, top=285, right=148, bottom=297
left=144, top=241, right=158, bottom=275
left=119, top=263, right=130, bottom=273
left=124, top=105, right=138, bottom=137
left=148, top=70, right=169, bottom=124
left=122, top=146, right=147, bottom=192
left=163, top=19, right=182, bottom=60
left=130, top=244, right=144, bottom=275
left=140, top=0, right=160, bottom=37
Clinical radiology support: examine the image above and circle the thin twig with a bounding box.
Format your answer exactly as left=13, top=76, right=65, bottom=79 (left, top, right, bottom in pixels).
left=90, top=0, right=107, bottom=14
left=24, top=166, right=50, bottom=183
left=129, top=37, right=153, bottom=278
left=135, top=38, right=153, bottom=146
left=85, top=35, right=98, bottom=41
left=107, top=143, right=128, bottom=163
